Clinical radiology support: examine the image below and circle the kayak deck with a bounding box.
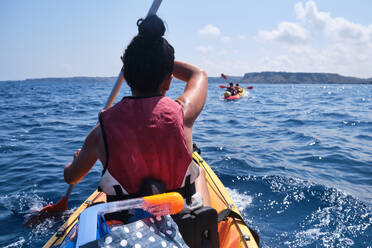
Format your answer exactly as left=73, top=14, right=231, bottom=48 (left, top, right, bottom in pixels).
left=43, top=151, right=259, bottom=248
left=193, top=152, right=258, bottom=248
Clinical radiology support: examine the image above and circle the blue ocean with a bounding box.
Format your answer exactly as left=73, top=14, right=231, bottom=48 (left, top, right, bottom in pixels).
left=0, top=79, right=371, bottom=248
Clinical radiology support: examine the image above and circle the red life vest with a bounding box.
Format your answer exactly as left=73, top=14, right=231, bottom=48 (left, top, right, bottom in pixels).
left=98, top=96, right=199, bottom=197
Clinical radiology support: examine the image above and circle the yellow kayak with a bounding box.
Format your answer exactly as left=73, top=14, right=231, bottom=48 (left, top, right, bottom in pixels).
left=43, top=150, right=259, bottom=248
left=224, top=88, right=246, bottom=100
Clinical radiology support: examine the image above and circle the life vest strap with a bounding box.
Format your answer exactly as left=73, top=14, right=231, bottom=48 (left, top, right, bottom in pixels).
left=103, top=182, right=196, bottom=204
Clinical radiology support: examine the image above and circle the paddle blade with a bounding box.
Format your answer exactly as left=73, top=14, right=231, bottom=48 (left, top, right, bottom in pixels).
left=24, top=197, right=68, bottom=227
left=40, top=196, right=68, bottom=213
left=219, top=85, right=227, bottom=88
left=247, top=86, right=253, bottom=90
left=24, top=210, right=64, bottom=227
left=24, top=211, right=46, bottom=227
left=221, top=73, right=227, bottom=79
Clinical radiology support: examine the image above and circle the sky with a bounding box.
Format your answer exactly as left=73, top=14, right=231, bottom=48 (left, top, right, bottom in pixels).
left=1, top=0, right=372, bottom=81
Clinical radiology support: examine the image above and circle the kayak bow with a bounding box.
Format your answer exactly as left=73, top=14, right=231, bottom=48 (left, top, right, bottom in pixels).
left=224, top=88, right=246, bottom=100
left=43, top=150, right=259, bottom=248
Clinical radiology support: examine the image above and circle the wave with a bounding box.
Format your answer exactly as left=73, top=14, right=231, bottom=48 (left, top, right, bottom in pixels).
left=233, top=175, right=372, bottom=247
left=2, top=237, right=26, bottom=248
left=0, top=191, right=73, bottom=248
left=279, top=118, right=306, bottom=127
left=355, top=134, right=372, bottom=141
left=341, top=120, right=372, bottom=127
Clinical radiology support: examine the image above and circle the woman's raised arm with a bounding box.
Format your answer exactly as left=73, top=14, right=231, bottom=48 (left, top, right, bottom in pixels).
left=173, top=60, right=208, bottom=128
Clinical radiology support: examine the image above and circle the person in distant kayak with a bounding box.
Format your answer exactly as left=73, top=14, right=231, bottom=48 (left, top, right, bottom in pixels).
left=235, top=83, right=242, bottom=93
left=226, top=82, right=237, bottom=95
left=64, top=15, right=210, bottom=209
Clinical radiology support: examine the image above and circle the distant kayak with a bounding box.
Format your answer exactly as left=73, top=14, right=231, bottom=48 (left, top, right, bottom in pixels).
left=224, top=88, right=246, bottom=100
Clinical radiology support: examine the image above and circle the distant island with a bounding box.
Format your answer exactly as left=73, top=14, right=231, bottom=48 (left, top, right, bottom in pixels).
left=1, top=72, right=371, bottom=84
left=239, top=72, right=372, bottom=84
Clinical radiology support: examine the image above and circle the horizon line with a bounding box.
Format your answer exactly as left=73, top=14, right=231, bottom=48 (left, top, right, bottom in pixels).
left=1, top=70, right=372, bottom=82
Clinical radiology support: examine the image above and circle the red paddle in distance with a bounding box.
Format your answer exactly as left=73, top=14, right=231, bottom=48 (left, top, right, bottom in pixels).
left=221, top=73, right=254, bottom=90
left=219, top=73, right=229, bottom=88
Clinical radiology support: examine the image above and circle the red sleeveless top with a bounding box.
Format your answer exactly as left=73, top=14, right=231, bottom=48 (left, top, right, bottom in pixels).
left=99, top=96, right=193, bottom=194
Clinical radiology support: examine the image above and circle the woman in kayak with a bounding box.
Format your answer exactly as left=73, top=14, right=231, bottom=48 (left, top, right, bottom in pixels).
left=64, top=15, right=210, bottom=209
left=227, top=82, right=237, bottom=95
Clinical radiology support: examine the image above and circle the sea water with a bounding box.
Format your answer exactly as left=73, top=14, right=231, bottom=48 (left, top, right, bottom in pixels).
left=0, top=79, right=371, bottom=247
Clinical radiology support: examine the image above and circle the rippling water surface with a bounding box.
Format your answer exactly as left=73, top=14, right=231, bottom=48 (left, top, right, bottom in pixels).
left=0, top=79, right=371, bottom=247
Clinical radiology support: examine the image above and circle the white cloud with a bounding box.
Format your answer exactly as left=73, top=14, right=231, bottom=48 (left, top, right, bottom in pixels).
left=257, top=22, right=308, bottom=44
left=197, top=45, right=213, bottom=54
left=220, top=36, right=231, bottom=43
left=199, top=24, right=221, bottom=37
left=295, top=1, right=328, bottom=30
left=192, top=1, right=371, bottom=78
left=258, top=55, right=295, bottom=71
left=254, top=0, right=372, bottom=78
left=295, top=0, right=372, bottom=46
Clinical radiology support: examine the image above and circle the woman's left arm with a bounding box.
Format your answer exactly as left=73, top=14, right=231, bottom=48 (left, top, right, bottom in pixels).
left=64, top=125, right=100, bottom=184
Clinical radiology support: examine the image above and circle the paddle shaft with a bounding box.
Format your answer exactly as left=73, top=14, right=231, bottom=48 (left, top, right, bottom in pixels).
left=221, top=74, right=252, bottom=89
left=104, top=0, right=163, bottom=109
left=65, top=184, right=74, bottom=199
left=221, top=73, right=232, bottom=86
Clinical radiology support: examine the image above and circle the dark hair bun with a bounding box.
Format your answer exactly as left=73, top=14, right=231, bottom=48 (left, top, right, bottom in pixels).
left=137, top=15, right=165, bottom=39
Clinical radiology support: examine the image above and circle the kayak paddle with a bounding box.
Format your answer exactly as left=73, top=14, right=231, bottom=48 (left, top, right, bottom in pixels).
left=222, top=73, right=254, bottom=89
left=220, top=85, right=253, bottom=89
left=40, top=183, right=74, bottom=213
left=23, top=185, right=74, bottom=226
left=219, top=73, right=231, bottom=88
left=25, top=0, right=164, bottom=226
